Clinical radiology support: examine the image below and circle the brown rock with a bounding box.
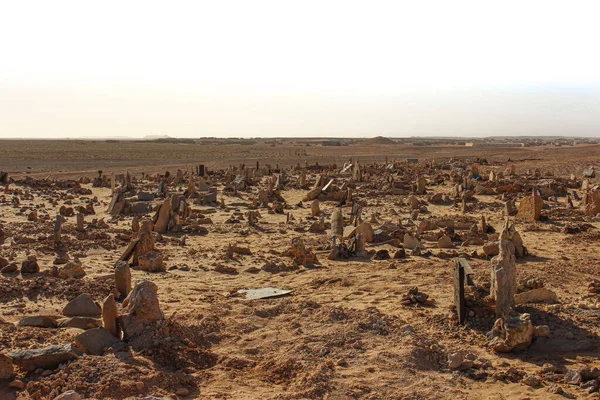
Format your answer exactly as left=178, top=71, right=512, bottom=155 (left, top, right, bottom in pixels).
left=490, top=222, right=517, bottom=317
left=119, top=280, right=164, bottom=340
left=488, top=312, right=534, bottom=352
left=54, top=390, right=82, bottom=400
left=0, top=353, right=14, bottom=380
left=57, top=317, right=102, bottom=330
left=114, top=260, right=132, bottom=299
left=437, top=235, right=453, bottom=249
left=21, top=259, right=39, bottom=274
left=17, top=316, right=57, bottom=328
left=356, top=222, right=374, bottom=243
left=1, top=262, right=18, bottom=273
left=74, top=327, right=125, bottom=355
left=58, top=261, right=86, bottom=279
left=138, top=251, right=165, bottom=272
left=516, top=195, right=543, bottom=221
left=311, top=200, right=320, bottom=216
left=9, top=344, right=80, bottom=371
left=133, top=220, right=154, bottom=265
left=102, top=294, right=119, bottom=338
left=482, top=241, right=499, bottom=256
left=62, top=293, right=101, bottom=317
left=515, top=288, right=558, bottom=304
left=8, top=379, right=24, bottom=389
left=154, top=197, right=172, bottom=233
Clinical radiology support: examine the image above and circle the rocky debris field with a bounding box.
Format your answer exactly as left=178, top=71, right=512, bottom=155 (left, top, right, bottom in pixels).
left=2, top=143, right=600, bottom=399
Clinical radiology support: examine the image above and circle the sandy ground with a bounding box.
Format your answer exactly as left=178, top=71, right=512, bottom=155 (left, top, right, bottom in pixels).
left=1, top=139, right=600, bottom=399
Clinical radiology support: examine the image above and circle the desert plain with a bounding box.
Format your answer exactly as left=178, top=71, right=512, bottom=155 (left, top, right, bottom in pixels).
left=2, top=137, right=600, bottom=400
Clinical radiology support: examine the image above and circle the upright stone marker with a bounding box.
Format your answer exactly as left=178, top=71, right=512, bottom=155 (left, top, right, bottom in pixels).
left=454, top=259, right=466, bottom=325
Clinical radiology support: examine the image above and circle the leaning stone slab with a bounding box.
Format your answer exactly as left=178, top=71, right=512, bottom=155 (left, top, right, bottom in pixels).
left=9, top=344, right=80, bottom=371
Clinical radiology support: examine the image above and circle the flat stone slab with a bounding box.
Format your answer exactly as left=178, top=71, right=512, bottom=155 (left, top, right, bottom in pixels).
left=17, top=316, right=58, bottom=328
left=9, top=344, right=81, bottom=371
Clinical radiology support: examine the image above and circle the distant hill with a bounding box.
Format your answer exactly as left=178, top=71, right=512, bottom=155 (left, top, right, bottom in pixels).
left=143, top=134, right=172, bottom=140
left=359, top=136, right=397, bottom=145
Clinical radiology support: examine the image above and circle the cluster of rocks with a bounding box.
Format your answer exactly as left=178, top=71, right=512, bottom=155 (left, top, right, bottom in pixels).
left=1, top=278, right=164, bottom=390
left=400, top=287, right=430, bottom=306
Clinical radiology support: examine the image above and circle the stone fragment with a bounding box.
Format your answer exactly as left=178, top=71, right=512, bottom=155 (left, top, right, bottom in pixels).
left=488, top=312, right=534, bottom=352
left=584, top=190, right=600, bottom=216
left=330, top=210, right=344, bottom=238
left=516, top=195, right=543, bottom=221
left=522, top=375, right=539, bottom=387
left=115, top=260, right=132, bottom=299
left=415, top=176, right=426, bottom=195
left=57, top=317, right=102, bottom=330
left=21, top=259, right=39, bottom=274
left=75, top=328, right=125, bottom=355
left=533, top=325, right=550, bottom=337
left=565, top=370, right=582, bottom=385
left=8, top=380, right=24, bottom=389
left=62, top=293, right=101, bottom=317
left=310, top=200, right=320, bottom=216
left=17, top=316, right=57, bottom=328
left=482, top=241, right=499, bottom=256
left=119, top=280, right=164, bottom=340
left=490, top=221, right=517, bottom=317
left=102, top=294, right=119, bottom=338
left=133, top=220, right=155, bottom=265
left=9, top=344, right=80, bottom=371
left=287, top=238, right=318, bottom=267
left=76, top=213, right=84, bottom=232
left=54, top=390, right=82, bottom=400
left=448, top=350, right=464, bottom=369
left=138, top=251, right=165, bottom=272
left=154, top=197, right=172, bottom=233
left=403, top=234, right=420, bottom=250
left=437, top=235, right=453, bottom=249
left=356, top=222, right=374, bottom=243
left=1, top=262, right=18, bottom=273
left=515, top=288, right=558, bottom=304
left=393, top=248, right=406, bottom=259
left=0, top=353, right=14, bottom=380
left=58, top=261, right=86, bottom=279
left=408, top=195, right=419, bottom=209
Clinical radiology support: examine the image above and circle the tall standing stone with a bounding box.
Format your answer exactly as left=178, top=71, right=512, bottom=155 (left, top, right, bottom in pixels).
left=490, top=220, right=517, bottom=317
left=134, top=220, right=154, bottom=266
left=114, top=260, right=132, bottom=299
left=76, top=213, right=84, bottom=232
left=154, top=197, right=172, bottom=233
left=415, top=176, right=426, bottom=195
left=131, top=216, right=140, bottom=233
left=454, top=259, right=466, bottom=325
left=311, top=200, right=320, bottom=216
left=102, top=294, right=119, bottom=338
left=331, top=210, right=344, bottom=239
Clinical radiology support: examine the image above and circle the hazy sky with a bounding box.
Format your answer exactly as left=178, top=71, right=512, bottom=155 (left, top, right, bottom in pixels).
left=1, top=1, right=600, bottom=138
